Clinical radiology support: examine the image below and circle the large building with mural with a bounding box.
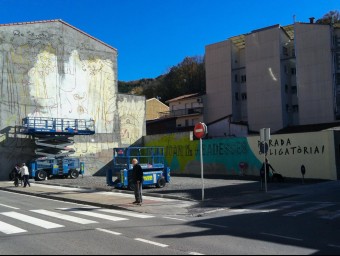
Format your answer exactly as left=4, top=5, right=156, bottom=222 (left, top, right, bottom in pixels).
left=0, top=20, right=146, bottom=180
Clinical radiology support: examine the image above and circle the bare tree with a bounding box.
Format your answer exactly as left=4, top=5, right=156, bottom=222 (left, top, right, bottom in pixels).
left=316, top=10, right=340, bottom=24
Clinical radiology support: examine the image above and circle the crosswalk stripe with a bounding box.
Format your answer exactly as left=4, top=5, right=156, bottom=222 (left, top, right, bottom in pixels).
left=0, top=212, right=64, bottom=229
left=70, top=210, right=128, bottom=221
left=30, top=210, right=98, bottom=224
left=98, top=209, right=154, bottom=219
left=0, top=220, right=27, bottom=234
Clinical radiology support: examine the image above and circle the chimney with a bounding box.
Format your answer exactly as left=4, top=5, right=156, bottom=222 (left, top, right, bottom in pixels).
left=309, top=17, right=315, bottom=24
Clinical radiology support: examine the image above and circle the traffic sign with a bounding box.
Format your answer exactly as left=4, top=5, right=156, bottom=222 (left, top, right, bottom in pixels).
left=260, top=142, right=269, bottom=154
left=194, top=122, right=207, bottom=139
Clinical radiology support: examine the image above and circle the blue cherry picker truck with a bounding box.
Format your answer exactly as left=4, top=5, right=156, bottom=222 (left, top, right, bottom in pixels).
left=112, top=147, right=170, bottom=191
left=21, top=117, right=95, bottom=181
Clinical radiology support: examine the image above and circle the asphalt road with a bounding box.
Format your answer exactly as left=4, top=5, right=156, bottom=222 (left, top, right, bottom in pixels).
left=1, top=180, right=339, bottom=255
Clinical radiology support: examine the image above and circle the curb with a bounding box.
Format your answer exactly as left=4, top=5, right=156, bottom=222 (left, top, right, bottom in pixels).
left=36, top=182, right=198, bottom=202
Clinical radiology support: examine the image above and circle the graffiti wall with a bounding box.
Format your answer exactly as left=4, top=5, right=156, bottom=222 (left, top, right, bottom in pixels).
left=144, top=130, right=339, bottom=180
left=0, top=20, right=145, bottom=179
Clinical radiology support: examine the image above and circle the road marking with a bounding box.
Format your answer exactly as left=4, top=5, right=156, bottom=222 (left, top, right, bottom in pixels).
left=99, top=209, right=154, bottom=218
left=70, top=210, right=128, bottom=221
left=283, top=203, right=334, bottom=217
left=31, top=209, right=98, bottom=224
left=96, top=228, right=121, bottom=235
left=328, top=244, right=340, bottom=248
left=96, top=191, right=176, bottom=202
left=0, top=203, right=19, bottom=210
left=1, top=212, right=64, bottom=229
left=189, top=252, right=204, bottom=255
left=203, top=208, right=226, bottom=214
left=31, top=183, right=89, bottom=191
left=0, top=220, right=27, bottom=234
left=163, top=216, right=187, bottom=221
left=0, top=190, right=97, bottom=207
left=321, top=210, right=340, bottom=220
left=229, top=209, right=249, bottom=213
left=261, top=232, right=303, bottom=241
left=134, top=238, right=168, bottom=248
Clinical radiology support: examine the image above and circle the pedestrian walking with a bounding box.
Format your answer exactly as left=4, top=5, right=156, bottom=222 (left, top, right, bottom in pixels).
left=15, top=164, right=22, bottom=186
left=260, top=158, right=275, bottom=182
left=21, top=163, right=31, bottom=188
left=132, top=158, right=143, bottom=205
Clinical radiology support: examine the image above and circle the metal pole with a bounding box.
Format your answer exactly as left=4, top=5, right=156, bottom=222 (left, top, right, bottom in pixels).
left=264, top=152, right=267, bottom=193
left=200, top=138, right=204, bottom=201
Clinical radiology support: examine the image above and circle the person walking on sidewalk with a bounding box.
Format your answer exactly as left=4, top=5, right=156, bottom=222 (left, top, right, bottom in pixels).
left=132, top=158, right=143, bottom=204
left=21, top=163, right=31, bottom=188
left=261, top=158, right=275, bottom=182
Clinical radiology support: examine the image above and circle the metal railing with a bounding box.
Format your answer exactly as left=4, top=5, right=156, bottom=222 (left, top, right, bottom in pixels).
left=159, top=107, right=203, bottom=118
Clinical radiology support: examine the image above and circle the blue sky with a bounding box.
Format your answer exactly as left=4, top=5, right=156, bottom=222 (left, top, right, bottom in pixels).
left=0, top=0, right=338, bottom=81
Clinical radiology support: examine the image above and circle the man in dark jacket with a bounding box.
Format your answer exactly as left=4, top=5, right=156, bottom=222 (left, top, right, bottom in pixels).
left=132, top=158, right=143, bottom=204
left=261, top=158, right=275, bottom=182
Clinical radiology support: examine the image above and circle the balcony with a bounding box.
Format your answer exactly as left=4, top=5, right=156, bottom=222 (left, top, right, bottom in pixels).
left=159, top=107, right=204, bottom=118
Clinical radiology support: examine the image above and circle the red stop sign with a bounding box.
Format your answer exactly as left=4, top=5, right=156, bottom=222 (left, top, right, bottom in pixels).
left=194, top=122, right=207, bottom=139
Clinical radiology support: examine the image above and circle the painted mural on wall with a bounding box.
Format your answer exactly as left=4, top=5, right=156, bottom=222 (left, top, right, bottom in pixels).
left=145, top=131, right=338, bottom=180
left=118, top=95, right=146, bottom=146
left=0, top=25, right=117, bottom=133
left=0, top=21, right=146, bottom=179
left=145, top=133, right=262, bottom=176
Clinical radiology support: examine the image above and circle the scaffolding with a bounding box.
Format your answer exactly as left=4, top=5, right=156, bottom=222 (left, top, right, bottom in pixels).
left=22, top=117, right=95, bottom=159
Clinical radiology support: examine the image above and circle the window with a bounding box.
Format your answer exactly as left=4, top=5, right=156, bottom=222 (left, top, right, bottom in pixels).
left=235, top=92, right=239, bottom=101
left=291, top=68, right=296, bottom=75
left=241, top=93, right=247, bottom=100
left=283, top=46, right=288, bottom=56
left=285, top=84, right=288, bottom=93
left=291, top=86, right=297, bottom=94
left=234, top=74, right=238, bottom=82
left=241, top=75, right=246, bottom=83
left=185, top=120, right=189, bottom=126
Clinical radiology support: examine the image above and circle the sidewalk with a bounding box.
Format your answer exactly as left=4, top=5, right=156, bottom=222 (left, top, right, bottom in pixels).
left=0, top=178, right=333, bottom=216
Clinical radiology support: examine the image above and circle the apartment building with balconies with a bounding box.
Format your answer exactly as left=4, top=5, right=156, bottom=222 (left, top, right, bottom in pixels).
left=205, top=20, right=340, bottom=134
left=160, top=93, right=205, bottom=128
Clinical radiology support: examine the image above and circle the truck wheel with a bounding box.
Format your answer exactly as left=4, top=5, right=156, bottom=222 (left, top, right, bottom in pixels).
left=156, top=177, right=166, bottom=188
left=69, top=169, right=79, bottom=179
left=35, top=170, right=47, bottom=181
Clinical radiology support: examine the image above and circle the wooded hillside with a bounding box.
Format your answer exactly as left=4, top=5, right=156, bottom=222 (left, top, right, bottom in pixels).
left=118, top=55, right=206, bottom=103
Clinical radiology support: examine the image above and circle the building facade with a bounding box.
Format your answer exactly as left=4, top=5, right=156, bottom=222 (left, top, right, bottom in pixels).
left=162, top=93, right=205, bottom=129
left=0, top=20, right=146, bottom=180
left=146, top=98, right=169, bottom=121
left=205, top=21, right=340, bottom=134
